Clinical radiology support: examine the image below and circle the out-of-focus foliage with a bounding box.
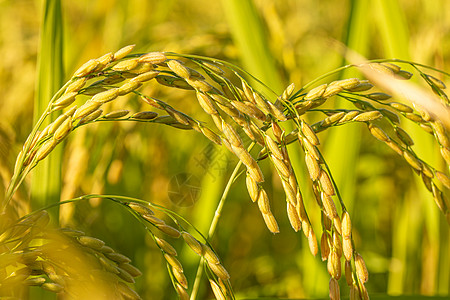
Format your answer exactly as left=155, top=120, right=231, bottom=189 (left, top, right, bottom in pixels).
left=0, top=0, right=449, bottom=299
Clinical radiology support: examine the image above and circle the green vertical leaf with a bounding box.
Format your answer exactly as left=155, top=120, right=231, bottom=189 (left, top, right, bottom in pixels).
left=32, top=0, right=64, bottom=213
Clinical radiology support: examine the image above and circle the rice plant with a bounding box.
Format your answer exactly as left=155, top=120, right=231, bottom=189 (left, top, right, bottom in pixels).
left=1, top=41, right=449, bottom=299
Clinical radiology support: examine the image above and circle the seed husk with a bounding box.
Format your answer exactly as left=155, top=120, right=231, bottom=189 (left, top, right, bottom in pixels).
left=246, top=174, right=259, bottom=202
left=202, top=244, right=220, bottom=265
left=343, top=237, right=353, bottom=261
left=221, top=122, right=243, bottom=147
left=355, top=253, right=369, bottom=283
left=403, top=150, right=422, bottom=171
left=426, top=74, right=446, bottom=89
left=367, top=92, right=391, bottom=101
left=155, top=237, right=177, bottom=256
left=347, top=81, right=373, bottom=92
left=104, top=110, right=130, bottom=119
left=164, top=254, right=183, bottom=273
left=73, top=59, right=99, bottom=78
left=53, top=118, right=72, bottom=140
left=345, top=260, right=353, bottom=286
left=167, top=59, right=191, bottom=79
left=327, top=251, right=341, bottom=279
left=323, top=83, right=343, bottom=98
left=139, top=52, right=167, bottom=64
left=287, top=202, right=301, bottom=232
left=197, top=92, right=218, bottom=115
left=342, top=212, right=352, bottom=238
left=321, top=232, right=330, bottom=261
left=78, top=236, right=105, bottom=250
left=368, top=123, right=390, bottom=142
left=257, top=189, right=271, bottom=214
left=267, top=101, right=287, bottom=121
left=436, top=171, right=450, bottom=189
left=181, top=232, right=203, bottom=256
left=118, top=81, right=142, bottom=95
left=53, top=92, right=77, bottom=108
left=308, top=229, right=318, bottom=256
left=73, top=101, right=103, bottom=120
left=395, top=127, right=414, bottom=146
left=209, top=280, right=226, bottom=300
left=79, top=109, right=102, bottom=124
left=156, top=224, right=181, bottom=238
left=305, top=153, right=320, bottom=181
left=113, top=58, right=139, bottom=71
left=301, top=122, right=320, bottom=146
left=175, top=283, right=189, bottom=300
left=207, top=261, right=230, bottom=280
left=305, top=84, right=327, bottom=100
left=319, top=170, right=335, bottom=195
left=389, top=102, right=413, bottom=113
left=117, top=281, right=141, bottom=300
left=113, top=45, right=135, bottom=60
left=262, top=212, right=280, bottom=234
left=36, top=139, right=58, bottom=161
left=142, top=214, right=165, bottom=225
left=336, top=78, right=360, bottom=90
left=329, top=278, right=340, bottom=300
left=173, top=267, right=188, bottom=289
left=352, top=111, right=383, bottom=122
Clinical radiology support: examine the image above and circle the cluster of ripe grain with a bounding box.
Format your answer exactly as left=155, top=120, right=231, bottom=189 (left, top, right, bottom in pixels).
left=0, top=210, right=142, bottom=299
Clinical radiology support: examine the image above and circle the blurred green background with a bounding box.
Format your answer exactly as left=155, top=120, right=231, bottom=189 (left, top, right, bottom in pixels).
left=0, top=0, right=449, bottom=299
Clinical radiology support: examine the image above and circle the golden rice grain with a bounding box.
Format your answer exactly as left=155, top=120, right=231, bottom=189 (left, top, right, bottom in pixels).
left=221, top=122, right=243, bottom=147
left=117, top=281, right=141, bottom=300
left=367, top=92, right=391, bottom=101
left=319, top=170, right=335, bottom=195
left=329, top=278, right=340, bottom=300
left=368, top=124, right=390, bottom=142
left=118, top=81, right=142, bottom=95
left=246, top=173, right=259, bottom=202
left=305, top=153, right=321, bottom=181
left=106, top=252, right=132, bottom=264
left=79, top=109, right=102, bottom=124
left=262, top=212, right=280, bottom=234
left=139, top=52, right=167, bottom=64
left=209, top=280, right=226, bottom=300
left=104, top=110, right=130, bottom=119
left=348, top=81, right=374, bottom=92
left=197, top=92, right=218, bottom=115
left=336, top=78, right=360, bottom=90
left=172, top=268, right=188, bottom=289
left=181, top=232, right=203, bottom=256
left=321, top=232, right=330, bottom=261
left=350, top=284, right=360, bottom=300
left=35, top=139, right=58, bottom=161
left=342, top=211, right=352, bottom=238
left=175, top=283, right=189, bottom=300
left=327, top=251, right=341, bottom=279
left=343, top=237, right=353, bottom=261
left=403, top=150, right=422, bottom=171
left=113, top=45, right=135, bottom=60
left=287, top=202, right=301, bottom=232
left=267, top=100, right=287, bottom=121
left=73, top=59, right=99, bottom=77
left=207, top=261, right=230, bottom=280
left=308, top=229, right=318, bottom=256
left=142, top=214, right=165, bottom=225
left=257, top=189, right=271, bottom=214
left=352, top=111, right=383, bottom=122
left=436, top=171, right=450, bottom=189
left=53, top=118, right=72, bottom=140
left=119, top=263, right=142, bottom=278
left=53, top=91, right=77, bottom=108
left=395, top=127, right=414, bottom=146
left=167, top=59, right=192, bottom=79
left=345, top=260, right=353, bottom=286
left=155, top=237, right=177, bottom=256
left=78, top=236, right=105, bottom=250
left=164, top=253, right=183, bottom=273
left=305, top=84, right=327, bottom=101
left=323, top=83, right=343, bottom=98
left=42, top=282, right=64, bottom=293
left=156, top=224, right=181, bottom=238
left=426, top=74, right=446, bottom=89
left=355, top=253, right=369, bottom=283
left=73, top=101, right=103, bottom=120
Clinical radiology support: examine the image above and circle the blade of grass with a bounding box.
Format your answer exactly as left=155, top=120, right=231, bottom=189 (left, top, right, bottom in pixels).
left=31, top=0, right=64, bottom=215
